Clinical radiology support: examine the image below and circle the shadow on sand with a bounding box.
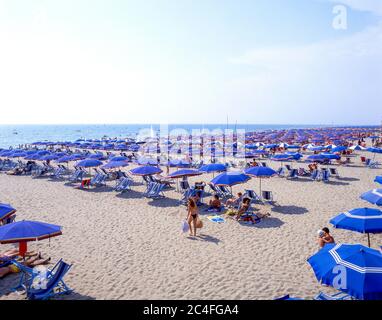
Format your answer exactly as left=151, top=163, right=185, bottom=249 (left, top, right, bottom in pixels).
left=186, top=233, right=221, bottom=244
left=271, top=205, right=309, bottom=215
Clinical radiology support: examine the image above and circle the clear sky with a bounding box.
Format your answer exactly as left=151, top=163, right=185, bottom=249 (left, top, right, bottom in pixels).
left=0, top=0, right=381, bottom=125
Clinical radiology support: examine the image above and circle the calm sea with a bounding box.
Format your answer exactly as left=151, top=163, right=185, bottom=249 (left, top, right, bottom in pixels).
left=0, top=124, right=339, bottom=148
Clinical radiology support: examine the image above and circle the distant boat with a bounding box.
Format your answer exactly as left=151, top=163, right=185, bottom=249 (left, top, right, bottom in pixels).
left=13, top=130, right=18, bottom=135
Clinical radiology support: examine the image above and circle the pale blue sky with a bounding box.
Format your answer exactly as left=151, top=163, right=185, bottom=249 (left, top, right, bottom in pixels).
left=0, top=0, right=381, bottom=125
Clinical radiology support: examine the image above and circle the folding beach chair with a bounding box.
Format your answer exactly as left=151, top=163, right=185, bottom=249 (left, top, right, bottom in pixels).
left=277, top=167, right=286, bottom=177
left=311, top=170, right=320, bottom=181
left=368, top=160, right=381, bottom=169
left=25, top=259, right=73, bottom=300
left=243, top=189, right=261, bottom=203
left=329, top=167, right=339, bottom=178
left=298, top=168, right=309, bottom=176
left=179, top=180, right=190, bottom=193
left=146, top=183, right=165, bottom=199
left=322, top=170, right=330, bottom=183
left=286, top=169, right=298, bottom=179
left=217, top=185, right=233, bottom=198
left=114, top=177, right=133, bottom=192
left=144, top=182, right=156, bottom=196
left=261, top=190, right=274, bottom=204
left=285, top=164, right=293, bottom=171
left=314, top=292, right=351, bottom=300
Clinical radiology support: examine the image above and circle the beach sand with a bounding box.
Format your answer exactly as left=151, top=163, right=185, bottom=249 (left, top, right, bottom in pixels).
left=0, top=153, right=381, bottom=300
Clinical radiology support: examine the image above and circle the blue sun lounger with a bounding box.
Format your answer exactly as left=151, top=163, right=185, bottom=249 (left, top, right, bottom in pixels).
left=286, top=169, right=298, bottom=179
left=115, top=177, right=133, bottom=192
left=322, top=170, right=330, bottom=183
left=314, top=291, right=351, bottom=300
left=27, top=259, right=72, bottom=300
left=146, top=183, right=165, bottom=199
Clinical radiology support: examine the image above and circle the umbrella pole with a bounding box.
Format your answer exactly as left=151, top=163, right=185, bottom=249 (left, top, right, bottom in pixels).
left=259, top=178, right=262, bottom=198
left=367, top=233, right=371, bottom=247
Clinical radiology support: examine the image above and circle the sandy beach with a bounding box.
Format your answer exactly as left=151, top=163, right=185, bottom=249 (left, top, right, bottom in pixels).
left=1, top=152, right=381, bottom=300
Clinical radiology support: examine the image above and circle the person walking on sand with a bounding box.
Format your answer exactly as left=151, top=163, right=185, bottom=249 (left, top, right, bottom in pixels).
left=187, top=198, right=199, bottom=236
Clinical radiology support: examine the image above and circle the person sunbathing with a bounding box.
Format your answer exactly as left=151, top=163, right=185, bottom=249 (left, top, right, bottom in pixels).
left=207, top=195, right=222, bottom=211
left=235, top=198, right=251, bottom=220
left=225, top=192, right=243, bottom=208
left=0, top=252, right=50, bottom=279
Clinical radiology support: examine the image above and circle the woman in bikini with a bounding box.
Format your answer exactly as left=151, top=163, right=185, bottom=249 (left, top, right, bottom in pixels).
left=187, top=198, right=199, bottom=236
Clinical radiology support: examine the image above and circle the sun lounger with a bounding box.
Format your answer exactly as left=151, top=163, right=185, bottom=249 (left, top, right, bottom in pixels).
left=217, top=185, right=233, bottom=198
left=298, top=168, right=310, bottom=176
left=322, top=170, right=330, bottom=183
left=329, top=167, right=339, bottom=178
left=146, top=183, right=165, bottom=199
left=26, top=259, right=73, bottom=300
left=286, top=168, right=298, bottom=179
left=311, top=169, right=320, bottom=181
left=243, top=189, right=261, bottom=203
left=69, top=168, right=85, bottom=182
left=314, top=292, right=351, bottom=300
left=114, top=177, right=133, bottom=192
left=262, top=190, right=274, bottom=204
left=277, top=167, right=286, bottom=177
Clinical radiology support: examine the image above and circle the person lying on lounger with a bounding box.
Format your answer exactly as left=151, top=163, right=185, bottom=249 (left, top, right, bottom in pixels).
left=225, top=192, right=243, bottom=208
left=0, top=252, right=50, bottom=278
left=207, top=195, right=222, bottom=211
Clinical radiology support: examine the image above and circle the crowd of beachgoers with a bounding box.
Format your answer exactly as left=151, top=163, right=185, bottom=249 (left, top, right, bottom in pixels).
left=1, top=126, right=382, bottom=300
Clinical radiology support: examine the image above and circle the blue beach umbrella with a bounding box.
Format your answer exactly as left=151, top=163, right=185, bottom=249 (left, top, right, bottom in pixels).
left=210, top=171, right=250, bottom=186
left=110, top=156, right=129, bottom=162
left=270, top=154, right=293, bottom=161
left=244, top=166, right=277, bottom=195
left=307, top=243, right=382, bottom=300
left=130, top=166, right=162, bottom=176
left=88, top=153, right=105, bottom=160
left=38, top=154, right=59, bottom=161
left=0, top=204, right=16, bottom=221
left=305, top=154, right=327, bottom=163
left=320, top=153, right=341, bottom=160
left=331, top=146, right=347, bottom=153
left=330, top=208, right=382, bottom=247
left=375, top=176, right=382, bottom=185
left=167, top=169, right=202, bottom=179
left=101, top=161, right=129, bottom=169
left=0, top=220, right=62, bottom=256
left=360, top=189, right=382, bottom=206
left=199, top=163, right=227, bottom=173
left=76, top=159, right=103, bottom=168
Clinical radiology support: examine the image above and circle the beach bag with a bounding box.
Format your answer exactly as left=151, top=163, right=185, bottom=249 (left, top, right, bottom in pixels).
left=195, top=217, right=203, bottom=229
left=226, top=208, right=237, bottom=216
left=182, top=220, right=189, bottom=233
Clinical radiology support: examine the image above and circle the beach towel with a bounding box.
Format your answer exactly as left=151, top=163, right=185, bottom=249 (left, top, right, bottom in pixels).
left=207, top=215, right=226, bottom=223
left=181, top=220, right=189, bottom=233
